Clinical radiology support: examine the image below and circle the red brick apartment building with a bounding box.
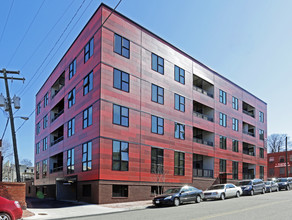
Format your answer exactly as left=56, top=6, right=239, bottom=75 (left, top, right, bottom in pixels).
left=34, top=3, right=267, bottom=204
left=268, top=151, right=292, bottom=178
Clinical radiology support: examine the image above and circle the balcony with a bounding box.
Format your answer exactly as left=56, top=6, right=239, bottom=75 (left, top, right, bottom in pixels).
left=243, top=142, right=256, bottom=156
left=50, top=125, right=64, bottom=146
left=51, top=71, right=65, bottom=99
left=242, top=122, right=255, bottom=137
left=243, top=162, right=256, bottom=180
left=49, top=152, right=63, bottom=174
left=193, top=127, right=214, bottom=147
left=51, top=98, right=64, bottom=122
left=242, top=101, right=255, bottom=118
left=193, top=74, right=214, bottom=98
left=193, top=154, right=214, bottom=178
left=193, top=101, right=214, bottom=122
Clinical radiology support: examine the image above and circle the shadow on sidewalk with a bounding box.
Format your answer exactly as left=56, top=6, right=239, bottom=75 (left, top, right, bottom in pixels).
left=26, top=197, right=86, bottom=209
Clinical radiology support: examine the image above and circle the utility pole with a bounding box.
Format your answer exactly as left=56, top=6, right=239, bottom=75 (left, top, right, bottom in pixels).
left=286, top=136, right=288, bottom=177
left=0, top=68, right=25, bottom=182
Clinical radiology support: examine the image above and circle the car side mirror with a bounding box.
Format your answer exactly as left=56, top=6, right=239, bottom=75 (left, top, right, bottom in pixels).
left=181, top=190, right=185, bottom=193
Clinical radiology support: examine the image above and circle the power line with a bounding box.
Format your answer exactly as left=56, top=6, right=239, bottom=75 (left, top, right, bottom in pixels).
left=1, top=118, right=9, bottom=140
left=15, top=109, right=35, bottom=133
left=0, top=0, right=15, bottom=45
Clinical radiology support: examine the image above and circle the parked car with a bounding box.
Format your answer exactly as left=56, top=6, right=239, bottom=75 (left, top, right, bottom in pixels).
left=276, top=177, right=292, bottom=190
left=0, top=196, right=22, bottom=220
left=264, top=181, right=279, bottom=192
left=203, top=184, right=242, bottom=200
left=152, top=185, right=203, bottom=207
left=237, top=179, right=266, bottom=196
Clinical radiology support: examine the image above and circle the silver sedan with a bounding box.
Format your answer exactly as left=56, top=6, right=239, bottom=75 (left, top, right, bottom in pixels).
left=203, top=184, right=242, bottom=200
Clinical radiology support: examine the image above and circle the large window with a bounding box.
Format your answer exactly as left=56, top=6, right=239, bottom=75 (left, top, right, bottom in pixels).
left=260, top=148, right=264, bottom=158
left=219, top=89, right=226, bottom=104
left=37, top=102, right=41, bottom=115
left=175, top=123, right=185, bottom=140
left=219, top=112, right=227, bottom=127
left=68, top=118, right=75, bottom=137
left=232, top=96, right=238, bottom=110
left=113, top=104, right=129, bottom=127
left=151, top=147, right=163, bottom=173
left=259, top=129, right=264, bottom=140
left=220, top=136, right=227, bottom=150
left=43, top=114, right=48, bottom=129
left=112, top=140, right=129, bottom=171
left=114, top=34, right=130, bottom=58
left=232, top=140, right=239, bottom=152
left=44, top=92, right=48, bottom=107
left=174, top=65, right=185, bottom=84
left=68, top=88, right=75, bottom=108
left=174, top=94, right=185, bottom=112
left=260, top=166, right=264, bottom=179
left=174, top=151, right=185, bottom=176
left=112, top=185, right=128, bottom=197
left=219, top=159, right=226, bottom=173
left=83, top=71, right=93, bottom=95
left=259, top=111, right=264, bottom=123
left=82, top=141, right=92, bottom=172
left=42, top=159, right=48, bottom=178
left=151, top=53, right=164, bottom=74
left=232, top=118, right=239, bottom=131
left=232, top=161, right=238, bottom=179
left=43, top=137, right=48, bottom=151
left=113, top=69, right=129, bottom=92
left=36, top=122, right=40, bottom=135
left=151, top=115, right=164, bottom=135
left=36, top=162, right=40, bottom=179
left=36, top=142, right=40, bottom=154
left=83, top=106, right=92, bottom=129
left=67, top=148, right=74, bottom=174
left=84, top=37, right=94, bottom=63
left=69, top=58, right=76, bottom=79
left=151, top=84, right=164, bottom=104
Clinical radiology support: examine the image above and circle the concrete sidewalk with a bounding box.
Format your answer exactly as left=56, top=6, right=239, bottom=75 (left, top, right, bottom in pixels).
left=24, top=200, right=153, bottom=219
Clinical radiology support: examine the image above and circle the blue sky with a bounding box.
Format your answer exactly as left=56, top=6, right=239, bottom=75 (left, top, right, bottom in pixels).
left=0, top=0, right=291, bottom=163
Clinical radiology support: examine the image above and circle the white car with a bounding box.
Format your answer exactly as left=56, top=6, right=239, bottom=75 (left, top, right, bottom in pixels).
left=203, top=183, right=242, bottom=200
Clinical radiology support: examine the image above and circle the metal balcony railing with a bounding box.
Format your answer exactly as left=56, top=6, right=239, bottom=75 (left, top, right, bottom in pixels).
left=51, top=136, right=64, bottom=146
left=243, top=109, right=255, bottom=118
left=193, top=138, right=214, bottom=147
left=243, top=130, right=255, bottom=137
left=193, top=86, right=214, bottom=98
left=193, top=168, right=213, bottom=178
left=51, top=109, right=64, bottom=122
left=243, top=150, right=255, bottom=156
left=50, top=166, right=63, bottom=173
left=242, top=173, right=255, bottom=179
left=193, top=111, right=214, bottom=122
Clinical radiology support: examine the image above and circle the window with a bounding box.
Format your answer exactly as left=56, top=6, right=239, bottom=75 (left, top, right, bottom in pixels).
left=69, top=58, right=76, bottom=79
left=43, top=115, right=48, bottom=129
left=259, top=111, right=264, bottom=123
left=269, top=168, right=274, bottom=176
left=232, top=161, right=238, bottom=179
left=68, top=118, right=75, bottom=137
left=219, top=159, right=226, bottom=173
left=43, top=137, right=48, bottom=151
left=36, top=162, right=40, bottom=179
left=67, top=148, right=74, bottom=174
left=260, top=166, right=264, bottom=179
left=174, top=94, right=185, bottom=112
left=232, top=96, right=238, bottom=110
left=280, top=167, right=285, bottom=175
left=113, top=69, right=129, bottom=92
left=219, top=112, right=227, bottom=127
left=68, top=88, right=75, bottom=108
left=151, top=186, right=163, bottom=195
left=232, top=118, right=239, bottom=131
left=151, top=53, right=164, bottom=74
left=279, top=156, right=285, bottom=163
left=232, top=140, right=239, bottom=152
left=112, top=140, right=129, bottom=171
left=37, top=102, right=41, bottom=115
left=82, top=185, right=91, bottom=197
left=84, top=37, right=94, bottom=63
left=83, top=71, right=93, bottom=95
left=114, top=34, right=130, bottom=58
left=36, top=122, right=40, bottom=135
left=220, top=136, right=227, bottom=150
left=44, top=93, right=48, bottom=107
left=151, top=147, right=163, bottom=173
left=151, top=84, right=164, bottom=104
left=83, top=106, right=92, bottom=129
left=259, top=129, right=264, bottom=140
left=219, top=89, right=226, bottom=104
left=151, top=115, right=164, bottom=135
left=174, top=151, right=185, bottom=176
left=174, top=65, right=185, bottom=84
left=36, top=142, right=40, bottom=154
left=175, top=123, right=185, bottom=140
left=82, top=141, right=92, bottom=172
left=260, top=148, right=264, bottom=158
left=42, top=159, right=47, bottom=178
left=269, top=157, right=274, bottom=163
left=112, top=185, right=128, bottom=197
left=113, top=104, right=129, bottom=127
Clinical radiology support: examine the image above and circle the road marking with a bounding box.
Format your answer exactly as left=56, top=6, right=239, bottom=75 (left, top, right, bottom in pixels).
left=195, top=199, right=290, bottom=220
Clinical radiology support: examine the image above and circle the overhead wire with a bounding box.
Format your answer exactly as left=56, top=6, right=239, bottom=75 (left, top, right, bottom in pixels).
left=0, top=0, right=15, bottom=45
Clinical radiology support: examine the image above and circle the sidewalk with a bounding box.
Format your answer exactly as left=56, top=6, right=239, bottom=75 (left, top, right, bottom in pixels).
left=23, top=200, right=153, bottom=219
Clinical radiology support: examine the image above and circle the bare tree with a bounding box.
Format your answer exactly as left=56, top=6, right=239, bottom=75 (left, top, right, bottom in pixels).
left=151, top=165, right=169, bottom=195
left=268, top=134, right=287, bottom=153
left=20, top=159, right=32, bottom=167
left=1, top=140, right=13, bottom=161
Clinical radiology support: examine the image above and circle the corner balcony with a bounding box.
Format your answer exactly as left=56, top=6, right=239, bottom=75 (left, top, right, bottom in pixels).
left=242, top=122, right=255, bottom=137
left=49, top=152, right=63, bottom=174
left=193, top=154, right=214, bottom=178
left=51, top=71, right=65, bottom=99
left=193, top=127, right=214, bottom=147
left=193, top=74, right=214, bottom=98
left=243, top=142, right=256, bottom=156
left=242, top=101, right=255, bottom=118
left=243, top=163, right=256, bottom=179
left=51, top=98, right=64, bottom=122
left=193, top=101, right=214, bottom=122
left=50, top=125, right=64, bottom=146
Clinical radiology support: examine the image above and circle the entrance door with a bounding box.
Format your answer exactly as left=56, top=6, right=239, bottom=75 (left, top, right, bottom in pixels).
left=56, top=179, right=77, bottom=201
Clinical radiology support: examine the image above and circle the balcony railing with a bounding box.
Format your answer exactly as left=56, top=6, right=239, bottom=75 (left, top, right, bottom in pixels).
left=243, top=130, right=255, bottom=137
left=243, top=150, right=255, bottom=156
left=51, top=87, right=63, bottom=99
left=193, top=86, right=214, bottom=98
left=50, top=166, right=63, bottom=173
left=193, top=168, right=213, bottom=178
left=243, top=110, right=254, bottom=118
left=193, top=111, right=214, bottom=122
left=51, top=109, right=64, bottom=122
left=193, top=138, right=214, bottom=147
left=242, top=173, right=255, bottom=180
left=51, top=136, right=64, bottom=146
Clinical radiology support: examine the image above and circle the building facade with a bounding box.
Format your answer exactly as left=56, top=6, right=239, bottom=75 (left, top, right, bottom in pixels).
left=34, top=3, right=267, bottom=204
left=268, top=151, right=292, bottom=178
left=2, top=161, right=34, bottom=182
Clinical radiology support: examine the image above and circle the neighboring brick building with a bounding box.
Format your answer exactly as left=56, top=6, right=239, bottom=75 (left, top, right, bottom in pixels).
left=34, top=3, right=267, bottom=204
left=268, top=151, right=292, bottom=178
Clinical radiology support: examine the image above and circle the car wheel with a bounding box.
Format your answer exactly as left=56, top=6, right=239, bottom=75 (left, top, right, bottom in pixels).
left=174, top=198, right=180, bottom=206
left=250, top=190, right=254, bottom=196
left=220, top=193, right=225, bottom=200
left=262, top=188, right=265, bottom=194
left=236, top=191, right=240, bottom=198
left=195, top=195, right=201, bottom=203
left=0, top=213, right=11, bottom=220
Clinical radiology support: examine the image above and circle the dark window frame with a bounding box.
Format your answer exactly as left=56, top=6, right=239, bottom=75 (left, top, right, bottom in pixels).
left=151, top=115, right=164, bottom=135
left=113, top=68, right=130, bottom=92
left=232, top=161, right=238, bottom=180
left=220, top=136, right=227, bottom=150
left=37, top=102, right=41, bottom=115
left=232, top=139, right=239, bottom=152
left=151, top=147, right=164, bottom=174
left=151, top=53, right=164, bottom=74
left=42, top=137, right=48, bottom=151
left=174, top=65, right=185, bottom=84
left=84, top=37, right=94, bottom=63
left=112, top=185, right=128, bottom=197
left=259, top=129, right=264, bottom=140
left=112, top=140, right=129, bottom=171
left=114, top=33, right=130, bottom=59
left=232, top=118, right=239, bottom=131
left=174, top=122, right=185, bottom=140
left=219, top=159, right=226, bottom=173
left=174, top=93, right=185, bottom=112
left=43, top=114, right=48, bottom=129
left=219, top=112, right=227, bottom=127
left=83, top=71, right=93, bottom=95
left=83, top=106, right=93, bottom=129
left=232, top=96, right=238, bottom=110
left=36, top=142, right=40, bottom=154
left=174, top=151, right=185, bottom=176
left=219, top=89, right=227, bottom=104
left=151, top=84, right=164, bottom=104
left=259, top=148, right=264, bottom=158
left=259, top=111, right=264, bottom=123
left=113, top=104, right=129, bottom=127
left=42, top=159, right=48, bottom=178
left=68, top=88, right=76, bottom=108
left=68, top=118, right=75, bottom=137
left=44, top=93, right=49, bottom=107
left=69, top=58, right=76, bottom=79
left=67, top=148, right=75, bottom=174
left=82, top=141, right=92, bottom=172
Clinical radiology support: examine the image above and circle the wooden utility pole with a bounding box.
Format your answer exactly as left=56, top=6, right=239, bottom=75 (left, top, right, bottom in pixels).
left=0, top=68, right=25, bottom=182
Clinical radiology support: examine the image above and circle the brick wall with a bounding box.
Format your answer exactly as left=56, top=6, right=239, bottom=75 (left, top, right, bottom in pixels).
left=0, top=182, right=26, bottom=209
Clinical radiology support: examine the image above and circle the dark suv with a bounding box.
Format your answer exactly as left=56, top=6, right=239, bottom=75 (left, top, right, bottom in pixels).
left=238, top=179, right=266, bottom=196
left=276, top=177, right=292, bottom=190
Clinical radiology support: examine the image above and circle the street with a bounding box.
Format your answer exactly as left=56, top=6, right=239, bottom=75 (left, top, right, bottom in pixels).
left=77, top=190, right=292, bottom=220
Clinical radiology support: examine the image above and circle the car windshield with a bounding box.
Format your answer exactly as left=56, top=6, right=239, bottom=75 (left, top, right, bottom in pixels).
left=238, top=181, right=252, bottom=186
left=264, top=181, right=271, bottom=185
left=164, top=188, right=181, bottom=194
left=277, top=178, right=287, bottom=182
left=208, top=185, right=225, bottom=190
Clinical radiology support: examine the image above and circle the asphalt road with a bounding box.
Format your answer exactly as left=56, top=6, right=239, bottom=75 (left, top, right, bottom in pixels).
left=78, top=190, right=292, bottom=220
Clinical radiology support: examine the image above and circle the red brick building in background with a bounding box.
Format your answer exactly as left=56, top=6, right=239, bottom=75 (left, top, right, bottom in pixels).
left=268, top=151, right=292, bottom=178
left=34, top=3, right=267, bottom=204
